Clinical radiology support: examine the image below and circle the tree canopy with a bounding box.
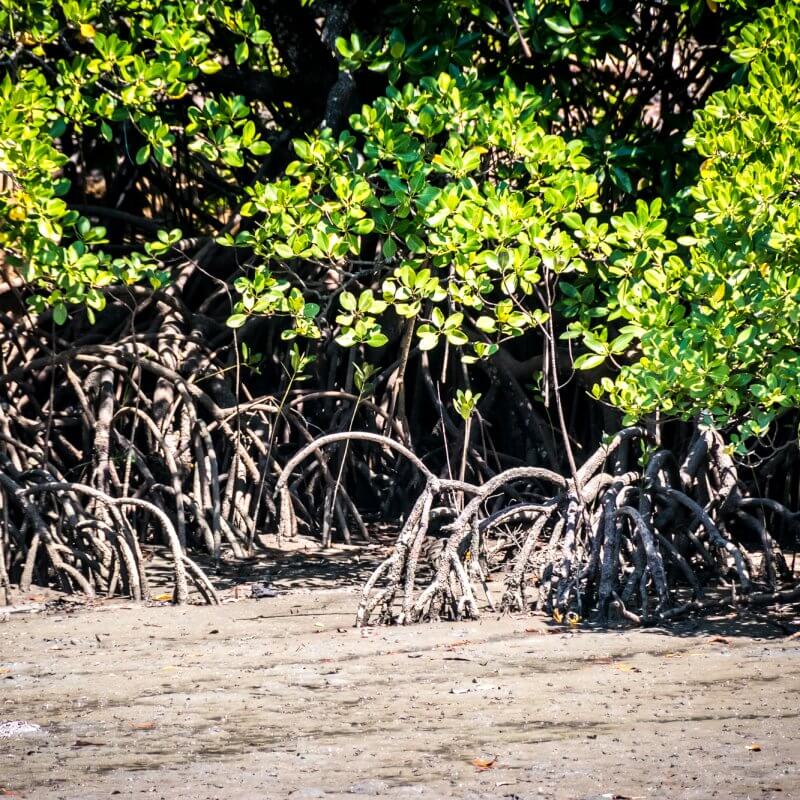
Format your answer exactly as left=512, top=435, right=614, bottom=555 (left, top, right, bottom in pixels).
left=3, top=0, right=798, bottom=440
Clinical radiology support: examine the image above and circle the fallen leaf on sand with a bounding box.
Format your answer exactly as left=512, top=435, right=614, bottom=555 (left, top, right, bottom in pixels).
left=470, top=756, right=496, bottom=770
left=613, top=662, right=640, bottom=672
left=709, top=636, right=729, bottom=644
left=747, top=743, right=762, bottom=752
left=130, top=722, right=156, bottom=731
left=152, top=593, right=173, bottom=602
left=0, top=789, right=18, bottom=797
left=444, top=639, right=472, bottom=650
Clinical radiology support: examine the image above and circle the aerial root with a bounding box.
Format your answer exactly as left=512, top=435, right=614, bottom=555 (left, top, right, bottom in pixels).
left=2, top=303, right=798, bottom=622
left=350, top=429, right=799, bottom=626
left=0, top=323, right=397, bottom=604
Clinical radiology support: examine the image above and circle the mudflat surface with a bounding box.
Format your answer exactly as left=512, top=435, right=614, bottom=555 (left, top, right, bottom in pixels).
left=1, top=589, right=799, bottom=800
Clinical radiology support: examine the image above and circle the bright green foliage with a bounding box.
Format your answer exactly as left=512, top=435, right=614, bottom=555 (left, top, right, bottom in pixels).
left=230, top=72, right=665, bottom=361
left=1, top=0, right=273, bottom=318
left=591, top=2, right=800, bottom=441
left=453, top=388, right=481, bottom=421
left=4, top=0, right=799, bottom=442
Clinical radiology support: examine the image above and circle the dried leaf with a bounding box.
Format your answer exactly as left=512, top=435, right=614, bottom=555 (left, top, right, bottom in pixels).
left=747, top=743, right=762, bottom=752
left=613, top=662, right=639, bottom=673
left=470, top=756, right=497, bottom=770
left=130, top=722, right=156, bottom=730
left=444, top=639, right=472, bottom=650
left=709, top=636, right=729, bottom=644
left=152, top=593, right=173, bottom=602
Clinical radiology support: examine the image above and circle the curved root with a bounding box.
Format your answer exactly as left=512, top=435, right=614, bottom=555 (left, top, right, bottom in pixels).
left=356, top=429, right=798, bottom=627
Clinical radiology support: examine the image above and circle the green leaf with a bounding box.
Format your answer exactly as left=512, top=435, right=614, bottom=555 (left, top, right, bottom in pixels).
left=730, top=47, right=758, bottom=64
left=135, top=145, right=150, bottom=165
left=198, top=60, right=222, bottom=74
left=610, top=166, right=632, bottom=194
left=293, top=139, right=312, bottom=161
left=425, top=207, right=450, bottom=227
left=405, top=233, right=426, bottom=254
left=235, top=41, right=249, bottom=65
left=446, top=329, right=469, bottom=346
left=273, top=242, right=294, bottom=259
left=418, top=331, right=439, bottom=351
left=249, top=141, right=271, bottom=156
left=382, top=237, right=397, bottom=259
left=573, top=353, right=606, bottom=370
left=353, top=218, right=375, bottom=234
left=227, top=313, right=248, bottom=328
left=544, top=15, right=574, bottom=36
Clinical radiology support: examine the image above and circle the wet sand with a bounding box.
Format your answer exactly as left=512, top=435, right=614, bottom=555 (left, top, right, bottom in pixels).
left=1, top=582, right=799, bottom=800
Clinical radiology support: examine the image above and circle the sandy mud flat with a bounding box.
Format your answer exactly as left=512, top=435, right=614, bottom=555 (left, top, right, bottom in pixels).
left=1, top=587, right=799, bottom=800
